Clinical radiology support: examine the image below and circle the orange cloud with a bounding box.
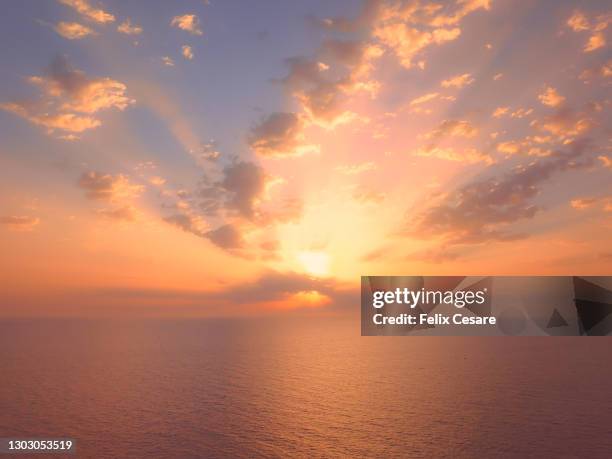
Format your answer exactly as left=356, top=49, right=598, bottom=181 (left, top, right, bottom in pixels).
left=441, top=73, right=474, bottom=88
left=171, top=14, right=203, bottom=35
left=335, top=161, right=376, bottom=175
left=410, top=92, right=439, bottom=105
left=0, top=216, right=40, bottom=231
left=566, top=10, right=610, bottom=53
left=0, top=56, right=132, bottom=137
left=182, top=45, right=194, bottom=60
left=425, top=119, right=478, bottom=140
left=58, top=0, right=115, bottom=24
left=78, top=171, right=144, bottom=202
left=538, top=86, right=565, bottom=107
left=54, top=22, right=94, bottom=39
left=570, top=196, right=612, bottom=212
left=374, top=0, right=489, bottom=68
left=413, top=146, right=493, bottom=164
left=117, top=19, right=142, bottom=35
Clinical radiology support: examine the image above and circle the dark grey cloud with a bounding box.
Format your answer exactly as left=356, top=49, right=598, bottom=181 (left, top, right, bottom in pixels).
left=407, top=139, right=596, bottom=244
left=248, top=112, right=310, bottom=157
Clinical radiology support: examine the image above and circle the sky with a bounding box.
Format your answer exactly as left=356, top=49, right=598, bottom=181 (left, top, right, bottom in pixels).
left=0, top=0, right=610, bottom=317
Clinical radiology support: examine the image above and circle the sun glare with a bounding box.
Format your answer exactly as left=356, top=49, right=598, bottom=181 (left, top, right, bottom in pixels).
left=297, top=251, right=330, bottom=276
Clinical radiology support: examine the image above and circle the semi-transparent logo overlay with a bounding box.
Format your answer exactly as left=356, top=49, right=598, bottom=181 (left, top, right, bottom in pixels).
left=361, top=277, right=612, bottom=336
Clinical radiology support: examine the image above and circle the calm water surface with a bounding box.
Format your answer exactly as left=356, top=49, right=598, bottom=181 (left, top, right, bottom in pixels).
left=1, top=318, right=611, bottom=458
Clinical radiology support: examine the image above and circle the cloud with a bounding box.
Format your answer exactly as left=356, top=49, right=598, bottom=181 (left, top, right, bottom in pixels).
left=567, top=11, right=590, bottom=32
left=0, top=216, right=40, bottom=231
left=0, top=55, right=133, bottom=137
left=578, top=60, right=612, bottom=82
left=163, top=212, right=204, bottom=235
left=425, top=119, right=478, bottom=140
left=54, top=22, right=94, bottom=39
left=413, top=146, right=493, bottom=164
left=279, top=41, right=383, bottom=125
left=248, top=112, right=319, bottom=157
left=335, top=161, right=376, bottom=175
left=219, top=161, right=266, bottom=219
left=161, top=156, right=302, bottom=256
left=538, top=86, right=565, bottom=107
left=407, top=140, right=595, bottom=244
left=441, top=73, right=474, bottom=88
left=117, top=19, right=142, bottom=35
left=530, top=107, right=593, bottom=141
left=599, top=155, right=612, bottom=169
left=410, top=92, right=439, bottom=106
left=96, top=205, right=137, bottom=221
left=205, top=223, right=244, bottom=249
left=149, top=176, right=166, bottom=186
left=570, top=197, right=599, bottom=210
left=570, top=196, right=612, bottom=212
left=58, top=0, right=115, bottom=24
left=585, top=33, right=606, bottom=52
left=171, top=14, right=203, bottom=35
left=352, top=186, right=386, bottom=204
left=373, top=0, right=489, bottom=68
left=566, top=10, right=610, bottom=53
left=182, top=45, right=194, bottom=60
left=406, top=246, right=461, bottom=264
left=496, top=138, right=551, bottom=157
left=162, top=213, right=244, bottom=251
left=492, top=106, right=509, bottom=118
left=374, top=22, right=460, bottom=69
left=0, top=104, right=100, bottom=133
left=493, top=106, right=533, bottom=119
left=162, top=56, right=175, bottom=67
left=78, top=171, right=144, bottom=201
left=94, top=270, right=352, bottom=313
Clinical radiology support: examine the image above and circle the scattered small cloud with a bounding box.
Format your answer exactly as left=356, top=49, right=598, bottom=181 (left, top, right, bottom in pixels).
left=538, top=86, right=565, bottom=107
left=566, top=10, right=610, bottom=53
left=425, top=119, right=478, bottom=140
left=441, top=73, right=474, bottom=88
left=171, top=14, right=203, bottom=35
left=117, top=19, right=142, bottom=35
left=182, top=45, right=194, bottom=60
left=413, top=146, right=493, bottom=164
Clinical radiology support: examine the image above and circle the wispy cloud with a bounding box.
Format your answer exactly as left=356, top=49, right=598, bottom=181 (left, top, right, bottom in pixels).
left=54, top=21, right=94, bottom=39
left=58, top=0, right=115, bottom=24
left=0, top=216, right=40, bottom=231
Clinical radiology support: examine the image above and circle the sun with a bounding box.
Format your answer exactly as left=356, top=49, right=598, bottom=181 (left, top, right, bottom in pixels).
left=297, top=251, right=330, bottom=276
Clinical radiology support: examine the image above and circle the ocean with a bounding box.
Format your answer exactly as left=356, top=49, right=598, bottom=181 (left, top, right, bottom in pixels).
left=1, top=318, right=611, bottom=458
